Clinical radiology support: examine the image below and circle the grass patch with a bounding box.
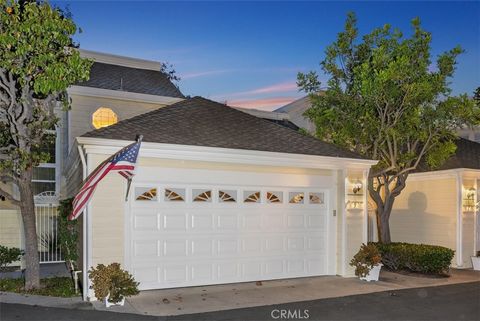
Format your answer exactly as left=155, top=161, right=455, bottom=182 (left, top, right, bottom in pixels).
left=0, top=277, right=78, bottom=297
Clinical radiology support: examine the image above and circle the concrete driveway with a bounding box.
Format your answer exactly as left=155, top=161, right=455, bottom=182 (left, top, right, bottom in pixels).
left=94, top=269, right=480, bottom=317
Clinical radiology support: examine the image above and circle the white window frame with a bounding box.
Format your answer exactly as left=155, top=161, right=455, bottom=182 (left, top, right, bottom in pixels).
left=33, top=129, right=60, bottom=197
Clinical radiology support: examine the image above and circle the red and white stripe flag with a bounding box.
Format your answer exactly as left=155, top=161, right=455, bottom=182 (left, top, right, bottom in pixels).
left=68, top=137, right=142, bottom=220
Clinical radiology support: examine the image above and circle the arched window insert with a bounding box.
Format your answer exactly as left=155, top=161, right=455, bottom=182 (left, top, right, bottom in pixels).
left=92, top=107, right=118, bottom=129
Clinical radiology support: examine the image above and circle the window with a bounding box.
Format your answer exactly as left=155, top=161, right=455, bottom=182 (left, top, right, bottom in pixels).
left=244, top=191, right=261, bottom=203
left=193, top=189, right=212, bottom=202
left=219, top=190, right=236, bottom=203
left=135, top=188, right=157, bottom=201
left=266, top=191, right=282, bottom=203
left=164, top=188, right=185, bottom=202
left=32, top=131, right=56, bottom=196
left=309, top=192, right=324, bottom=204
left=289, top=192, right=304, bottom=204
left=92, top=107, right=118, bottom=129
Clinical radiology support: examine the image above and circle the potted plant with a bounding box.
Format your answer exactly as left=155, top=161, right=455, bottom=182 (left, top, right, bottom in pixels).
left=472, top=251, right=480, bottom=271
left=350, top=243, right=383, bottom=282
left=89, top=263, right=139, bottom=307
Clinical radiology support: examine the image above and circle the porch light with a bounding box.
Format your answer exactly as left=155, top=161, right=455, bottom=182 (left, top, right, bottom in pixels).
left=466, top=187, right=476, bottom=200
left=353, top=180, right=363, bottom=194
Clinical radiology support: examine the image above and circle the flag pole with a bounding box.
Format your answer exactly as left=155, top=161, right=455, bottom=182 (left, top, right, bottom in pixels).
left=125, top=135, right=143, bottom=201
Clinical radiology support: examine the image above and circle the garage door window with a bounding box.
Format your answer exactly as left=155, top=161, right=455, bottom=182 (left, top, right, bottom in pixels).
left=309, top=192, right=324, bottom=204
left=289, top=192, right=304, bottom=204
left=193, top=189, right=212, bottom=202
left=244, top=191, right=261, bottom=203
left=267, top=191, right=282, bottom=203
left=165, top=188, right=185, bottom=202
left=135, top=187, right=157, bottom=201
left=219, top=190, right=236, bottom=203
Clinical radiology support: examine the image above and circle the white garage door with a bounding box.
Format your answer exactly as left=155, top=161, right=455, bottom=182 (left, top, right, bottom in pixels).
left=127, top=167, right=332, bottom=290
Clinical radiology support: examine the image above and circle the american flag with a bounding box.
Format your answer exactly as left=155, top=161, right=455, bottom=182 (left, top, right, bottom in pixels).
left=68, top=139, right=142, bottom=221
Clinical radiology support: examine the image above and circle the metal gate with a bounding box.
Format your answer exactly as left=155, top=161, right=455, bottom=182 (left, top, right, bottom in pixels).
left=35, top=205, right=62, bottom=263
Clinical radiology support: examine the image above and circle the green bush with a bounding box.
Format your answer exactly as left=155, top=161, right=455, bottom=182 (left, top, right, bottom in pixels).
left=0, top=245, right=23, bottom=270
left=373, top=242, right=454, bottom=275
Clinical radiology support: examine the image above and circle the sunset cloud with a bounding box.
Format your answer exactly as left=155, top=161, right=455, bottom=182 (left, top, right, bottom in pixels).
left=180, top=69, right=233, bottom=79
left=227, top=96, right=299, bottom=111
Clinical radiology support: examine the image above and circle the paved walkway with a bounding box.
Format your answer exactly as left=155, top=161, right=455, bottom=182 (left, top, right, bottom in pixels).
left=93, top=268, right=480, bottom=316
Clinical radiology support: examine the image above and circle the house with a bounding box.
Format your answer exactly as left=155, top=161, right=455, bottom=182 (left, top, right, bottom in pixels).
left=0, top=51, right=378, bottom=302
left=276, top=95, right=480, bottom=268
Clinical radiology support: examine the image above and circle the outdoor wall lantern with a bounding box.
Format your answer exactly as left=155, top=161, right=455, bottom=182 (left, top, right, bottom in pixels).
left=353, top=180, right=363, bottom=194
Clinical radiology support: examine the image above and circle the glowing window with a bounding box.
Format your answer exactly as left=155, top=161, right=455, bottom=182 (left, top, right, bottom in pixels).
left=164, top=188, right=185, bottom=202
left=309, top=192, right=324, bottom=204
left=219, top=190, right=236, bottom=203
left=289, top=192, right=304, bottom=204
left=267, top=192, right=282, bottom=203
left=92, top=107, right=118, bottom=129
left=193, top=189, right=212, bottom=202
left=135, top=188, right=157, bottom=201
left=244, top=191, right=261, bottom=203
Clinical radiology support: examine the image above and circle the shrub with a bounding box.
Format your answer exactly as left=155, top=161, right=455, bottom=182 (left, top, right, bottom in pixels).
left=0, top=245, right=23, bottom=271
left=89, top=263, right=139, bottom=303
left=350, top=243, right=382, bottom=277
left=373, top=242, right=454, bottom=275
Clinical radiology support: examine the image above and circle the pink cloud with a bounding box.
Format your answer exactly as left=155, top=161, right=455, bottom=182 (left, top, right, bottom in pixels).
left=248, top=82, right=298, bottom=94
left=228, top=96, right=299, bottom=111
left=180, top=69, right=233, bottom=79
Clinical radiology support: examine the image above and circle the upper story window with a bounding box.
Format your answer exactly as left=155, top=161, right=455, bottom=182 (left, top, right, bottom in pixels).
left=32, top=130, right=57, bottom=196
left=92, top=107, right=118, bottom=129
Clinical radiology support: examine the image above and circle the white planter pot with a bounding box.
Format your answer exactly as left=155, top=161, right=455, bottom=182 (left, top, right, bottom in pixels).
left=360, top=264, right=383, bottom=282
left=471, top=257, right=480, bottom=271
left=104, top=293, right=125, bottom=308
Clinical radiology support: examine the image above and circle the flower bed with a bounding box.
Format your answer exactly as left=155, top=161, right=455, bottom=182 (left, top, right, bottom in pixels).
left=0, top=277, right=77, bottom=297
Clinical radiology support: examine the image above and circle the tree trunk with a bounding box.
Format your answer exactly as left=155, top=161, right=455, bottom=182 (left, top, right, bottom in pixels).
left=375, top=196, right=396, bottom=244
left=18, top=168, right=40, bottom=290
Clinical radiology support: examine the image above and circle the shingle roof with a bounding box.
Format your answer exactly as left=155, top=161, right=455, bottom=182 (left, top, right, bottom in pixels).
left=82, top=97, right=366, bottom=159
left=77, top=62, right=184, bottom=98
left=417, top=138, right=480, bottom=172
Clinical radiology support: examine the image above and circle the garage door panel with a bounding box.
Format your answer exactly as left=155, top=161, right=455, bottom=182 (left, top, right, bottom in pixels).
left=191, top=213, right=214, bottom=230
left=242, top=261, right=262, bottom=278
left=190, top=239, right=214, bottom=256
left=190, top=263, right=213, bottom=281
left=133, top=240, right=159, bottom=258
left=162, top=239, right=187, bottom=257
left=241, top=238, right=262, bottom=253
left=129, top=180, right=331, bottom=290
left=133, top=213, right=159, bottom=231
left=287, top=215, right=305, bottom=228
left=217, top=239, right=239, bottom=255
left=162, top=213, right=187, bottom=231
left=216, top=215, right=238, bottom=230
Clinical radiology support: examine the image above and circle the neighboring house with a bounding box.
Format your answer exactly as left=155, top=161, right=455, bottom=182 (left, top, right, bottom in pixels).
left=276, top=96, right=480, bottom=268
left=275, top=95, right=315, bottom=133
left=1, top=51, right=378, bottom=301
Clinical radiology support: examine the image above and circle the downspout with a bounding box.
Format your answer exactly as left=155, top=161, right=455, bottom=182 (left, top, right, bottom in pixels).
left=77, top=144, right=88, bottom=301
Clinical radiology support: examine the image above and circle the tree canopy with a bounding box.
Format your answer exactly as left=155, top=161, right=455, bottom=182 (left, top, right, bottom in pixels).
left=0, top=0, right=92, bottom=289
left=298, top=12, right=480, bottom=242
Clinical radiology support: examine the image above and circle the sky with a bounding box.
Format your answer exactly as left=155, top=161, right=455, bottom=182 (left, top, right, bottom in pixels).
left=53, top=1, right=479, bottom=111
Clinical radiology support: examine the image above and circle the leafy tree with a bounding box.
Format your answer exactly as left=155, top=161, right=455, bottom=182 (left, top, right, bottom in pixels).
left=0, top=0, right=91, bottom=289
left=298, top=13, right=480, bottom=243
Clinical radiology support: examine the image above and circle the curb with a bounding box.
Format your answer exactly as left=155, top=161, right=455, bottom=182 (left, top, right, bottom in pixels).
left=0, top=291, right=92, bottom=310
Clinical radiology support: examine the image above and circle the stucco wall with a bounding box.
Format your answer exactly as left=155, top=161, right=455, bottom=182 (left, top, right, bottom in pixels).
left=390, top=177, right=457, bottom=255
left=68, top=94, right=166, bottom=149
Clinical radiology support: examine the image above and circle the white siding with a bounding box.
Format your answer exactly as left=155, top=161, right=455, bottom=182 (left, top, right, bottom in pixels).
left=390, top=177, right=457, bottom=256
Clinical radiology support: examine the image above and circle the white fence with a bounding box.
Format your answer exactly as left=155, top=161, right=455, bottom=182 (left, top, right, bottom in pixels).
left=35, top=205, right=63, bottom=263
